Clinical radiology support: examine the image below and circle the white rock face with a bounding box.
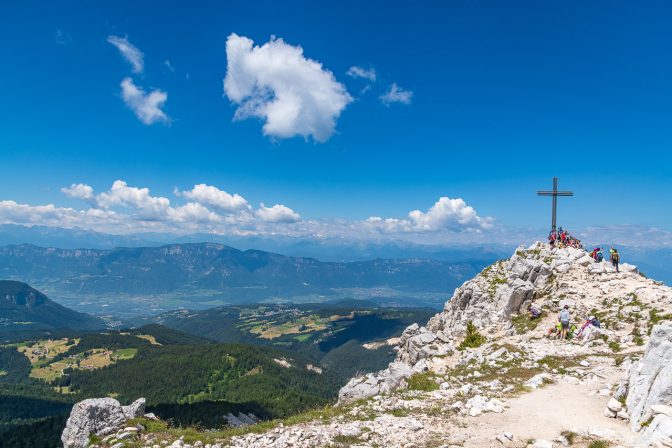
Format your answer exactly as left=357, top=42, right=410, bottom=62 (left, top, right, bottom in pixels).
left=62, top=398, right=132, bottom=448
left=627, top=322, right=672, bottom=430
left=622, top=321, right=672, bottom=446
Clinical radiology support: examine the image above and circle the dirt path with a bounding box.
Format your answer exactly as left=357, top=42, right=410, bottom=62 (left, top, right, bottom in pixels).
left=459, top=378, right=634, bottom=447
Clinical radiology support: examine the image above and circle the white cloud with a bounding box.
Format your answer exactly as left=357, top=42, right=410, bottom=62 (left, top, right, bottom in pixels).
left=61, top=183, right=94, bottom=201
left=223, top=33, right=352, bottom=142
left=164, top=60, right=175, bottom=72
left=256, top=204, right=301, bottom=223
left=96, top=180, right=171, bottom=220
left=408, top=197, right=492, bottom=231
left=177, top=184, right=250, bottom=213
left=120, top=77, right=169, bottom=125
left=168, top=202, right=221, bottom=223
left=107, top=35, right=144, bottom=73
left=347, top=66, right=376, bottom=82
left=366, top=197, right=493, bottom=233
left=380, top=83, right=413, bottom=106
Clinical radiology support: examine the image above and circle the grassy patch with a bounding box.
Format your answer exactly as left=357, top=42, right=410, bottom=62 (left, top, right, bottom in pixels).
left=588, top=440, right=611, bottom=448
left=511, top=312, right=545, bottom=334
left=331, top=434, right=363, bottom=446
left=560, top=430, right=577, bottom=445
left=387, top=407, right=411, bottom=417
left=608, top=341, right=621, bottom=352
left=648, top=309, right=672, bottom=335
left=458, top=321, right=486, bottom=350
left=407, top=372, right=439, bottom=392
left=114, top=348, right=138, bottom=360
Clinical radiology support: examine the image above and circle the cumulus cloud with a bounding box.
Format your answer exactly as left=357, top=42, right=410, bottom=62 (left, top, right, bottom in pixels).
left=0, top=182, right=508, bottom=243
left=380, top=83, right=413, bottom=106
left=96, top=180, right=171, bottom=220
left=256, top=204, right=301, bottom=223
left=107, top=35, right=144, bottom=73
left=366, top=197, right=493, bottom=233
left=223, top=33, right=352, bottom=142
left=120, top=77, right=169, bottom=125
left=347, top=66, right=376, bottom=82
left=168, top=202, right=221, bottom=223
left=177, top=184, right=250, bottom=213
left=61, top=183, right=94, bottom=201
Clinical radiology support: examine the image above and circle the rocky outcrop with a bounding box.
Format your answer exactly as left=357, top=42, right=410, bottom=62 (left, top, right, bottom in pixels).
left=61, top=397, right=146, bottom=448
left=339, top=243, right=578, bottom=403
left=338, top=361, right=413, bottom=403
left=625, top=322, right=672, bottom=446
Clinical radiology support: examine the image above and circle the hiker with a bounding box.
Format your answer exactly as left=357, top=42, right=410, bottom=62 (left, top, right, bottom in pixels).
left=558, top=304, right=571, bottom=340
left=548, top=230, right=556, bottom=247
left=578, top=315, right=602, bottom=342
left=577, top=315, right=600, bottom=337
left=528, top=306, right=541, bottom=319
left=610, top=248, right=620, bottom=272
left=546, top=323, right=561, bottom=338
left=596, top=248, right=604, bottom=263
left=591, top=247, right=599, bottom=261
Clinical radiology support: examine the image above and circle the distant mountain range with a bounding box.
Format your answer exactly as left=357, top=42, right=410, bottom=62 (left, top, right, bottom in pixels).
left=0, top=280, right=104, bottom=340
left=0, top=243, right=489, bottom=317
left=0, top=224, right=512, bottom=262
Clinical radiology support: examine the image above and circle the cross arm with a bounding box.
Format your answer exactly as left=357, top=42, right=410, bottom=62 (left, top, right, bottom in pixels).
left=537, top=191, right=574, bottom=196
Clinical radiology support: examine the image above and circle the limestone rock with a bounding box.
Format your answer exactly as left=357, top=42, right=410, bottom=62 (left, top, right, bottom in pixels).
left=338, top=361, right=413, bottom=403
left=122, top=398, right=146, bottom=420
left=607, top=397, right=622, bottom=413
left=627, top=322, right=672, bottom=431
left=61, top=398, right=129, bottom=448
left=525, top=373, right=554, bottom=389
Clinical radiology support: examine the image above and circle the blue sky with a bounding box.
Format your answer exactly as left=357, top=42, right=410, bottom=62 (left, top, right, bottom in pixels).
left=0, top=1, right=671, bottom=245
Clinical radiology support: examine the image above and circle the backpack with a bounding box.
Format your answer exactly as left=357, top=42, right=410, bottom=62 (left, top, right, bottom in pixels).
left=612, top=252, right=620, bottom=262
left=597, top=252, right=603, bottom=262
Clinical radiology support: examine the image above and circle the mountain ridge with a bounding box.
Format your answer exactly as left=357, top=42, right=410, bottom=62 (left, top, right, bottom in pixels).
left=0, top=243, right=484, bottom=316
left=0, top=280, right=104, bottom=340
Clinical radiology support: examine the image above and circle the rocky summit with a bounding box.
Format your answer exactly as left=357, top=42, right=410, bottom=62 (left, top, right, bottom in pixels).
left=64, top=242, right=672, bottom=448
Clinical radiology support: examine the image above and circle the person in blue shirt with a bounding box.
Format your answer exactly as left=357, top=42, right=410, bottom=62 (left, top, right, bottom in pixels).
left=558, top=304, right=571, bottom=340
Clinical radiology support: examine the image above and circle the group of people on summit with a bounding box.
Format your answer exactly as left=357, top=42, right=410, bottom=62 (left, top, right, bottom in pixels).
left=538, top=226, right=624, bottom=342
left=547, top=228, right=621, bottom=273
left=548, top=227, right=583, bottom=249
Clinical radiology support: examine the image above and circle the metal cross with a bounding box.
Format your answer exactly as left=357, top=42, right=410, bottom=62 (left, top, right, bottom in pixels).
left=537, top=177, right=574, bottom=233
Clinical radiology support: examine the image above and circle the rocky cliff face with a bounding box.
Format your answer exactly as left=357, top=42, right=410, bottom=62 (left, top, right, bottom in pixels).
left=339, top=243, right=641, bottom=404
left=66, top=242, right=672, bottom=448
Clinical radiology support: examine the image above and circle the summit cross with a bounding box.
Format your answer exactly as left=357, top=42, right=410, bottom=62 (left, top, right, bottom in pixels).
left=537, top=177, right=574, bottom=233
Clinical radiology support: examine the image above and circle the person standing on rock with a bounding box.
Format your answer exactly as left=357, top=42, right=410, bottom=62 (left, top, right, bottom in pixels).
left=610, top=247, right=620, bottom=272
left=558, top=304, right=571, bottom=340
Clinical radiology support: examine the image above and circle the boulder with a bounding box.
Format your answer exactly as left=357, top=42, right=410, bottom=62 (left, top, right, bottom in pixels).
left=589, top=263, right=607, bottom=274
left=122, top=398, right=146, bottom=420
left=62, top=398, right=133, bottom=448
left=607, top=397, right=623, bottom=413
left=338, top=361, right=412, bottom=403
left=627, top=322, right=672, bottom=432
left=525, top=373, right=554, bottom=389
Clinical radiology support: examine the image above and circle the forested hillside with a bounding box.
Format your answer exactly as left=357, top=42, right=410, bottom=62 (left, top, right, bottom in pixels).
left=0, top=281, right=104, bottom=341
